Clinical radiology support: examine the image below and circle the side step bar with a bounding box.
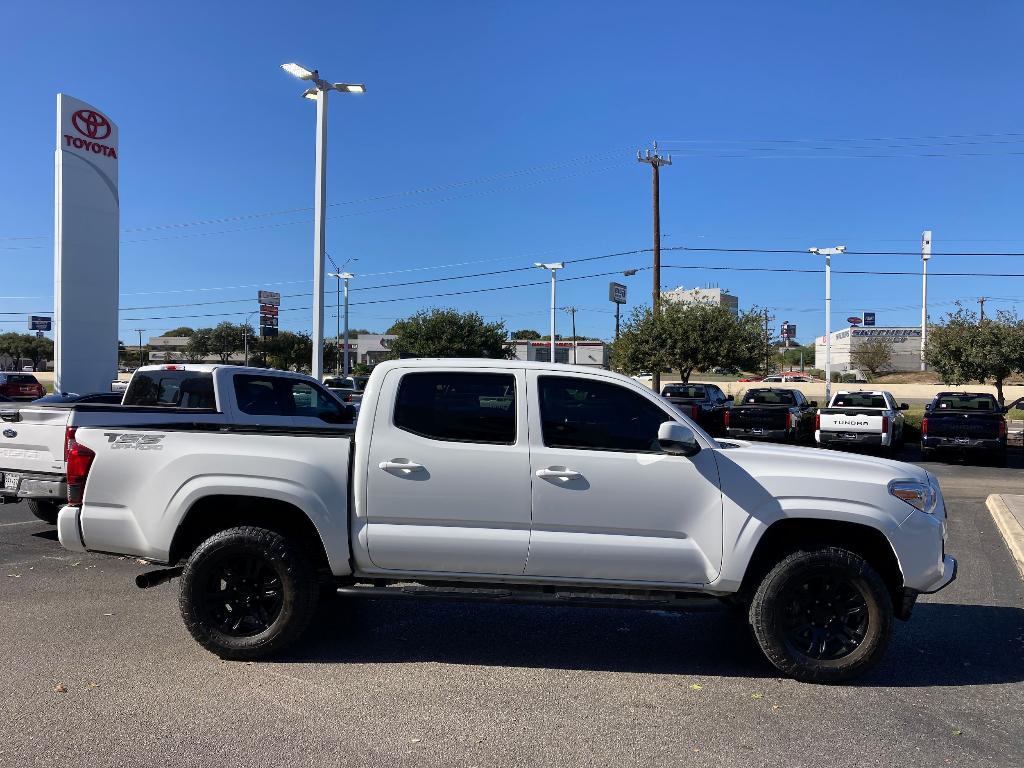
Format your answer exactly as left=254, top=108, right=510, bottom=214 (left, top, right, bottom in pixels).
left=335, top=583, right=722, bottom=612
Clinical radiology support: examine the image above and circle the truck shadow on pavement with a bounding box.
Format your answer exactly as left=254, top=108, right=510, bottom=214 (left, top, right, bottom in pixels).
left=282, top=598, right=1024, bottom=687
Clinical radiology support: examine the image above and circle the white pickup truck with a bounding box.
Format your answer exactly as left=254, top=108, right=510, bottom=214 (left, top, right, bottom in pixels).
left=0, top=365, right=353, bottom=522
left=815, top=390, right=909, bottom=453
left=56, top=359, right=956, bottom=683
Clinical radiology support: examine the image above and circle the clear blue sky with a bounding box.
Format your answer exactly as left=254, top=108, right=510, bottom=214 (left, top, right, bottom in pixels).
left=3, top=1, right=1024, bottom=345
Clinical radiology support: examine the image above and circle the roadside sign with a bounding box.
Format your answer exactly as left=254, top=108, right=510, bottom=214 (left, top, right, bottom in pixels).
left=259, top=305, right=279, bottom=318
left=28, top=315, right=52, bottom=331
left=257, top=290, right=281, bottom=307
left=608, top=282, right=627, bottom=304
left=35, top=331, right=44, bottom=338
left=260, top=326, right=278, bottom=338
left=780, top=322, right=796, bottom=339
left=863, top=312, right=876, bottom=326
left=847, top=316, right=863, bottom=326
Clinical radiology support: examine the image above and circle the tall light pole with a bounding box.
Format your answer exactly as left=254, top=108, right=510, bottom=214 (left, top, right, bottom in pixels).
left=328, top=271, right=355, bottom=376
left=281, top=62, right=365, bottom=381
left=808, top=245, right=846, bottom=405
left=535, top=263, right=564, bottom=363
left=637, top=142, right=671, bottom=392
left=921, top=230, right=931, bottom=371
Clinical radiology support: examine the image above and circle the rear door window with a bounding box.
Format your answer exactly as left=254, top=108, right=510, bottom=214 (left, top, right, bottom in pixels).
left=123, top=370, right=216, bottom=408
left=394, top=372, right=516, bottom=444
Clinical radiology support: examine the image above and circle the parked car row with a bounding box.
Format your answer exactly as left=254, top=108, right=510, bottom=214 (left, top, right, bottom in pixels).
left=658, top=383, right=1017, bottom=465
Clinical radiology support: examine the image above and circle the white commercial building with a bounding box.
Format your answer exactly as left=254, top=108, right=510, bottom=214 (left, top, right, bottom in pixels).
left=662, top=286, right=739, bottom=315
left=508, top=340, right=607, bottom=367
left=815, top=326, right=924, bottom=374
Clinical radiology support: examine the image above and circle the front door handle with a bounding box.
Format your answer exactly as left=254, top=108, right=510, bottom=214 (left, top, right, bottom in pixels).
left=536, top=467, right=582, bottom=480
left=379, top=460, right=425, bottom=473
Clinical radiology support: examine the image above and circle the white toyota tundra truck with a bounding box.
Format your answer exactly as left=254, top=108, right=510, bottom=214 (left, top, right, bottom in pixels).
left=815, top=390, right=909, bottom=453
left=56, top=359, right=956, bottom=683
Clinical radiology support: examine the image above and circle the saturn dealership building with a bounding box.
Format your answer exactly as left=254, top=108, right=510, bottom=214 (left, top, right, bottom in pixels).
left=815, top=326, right=925, bottom=373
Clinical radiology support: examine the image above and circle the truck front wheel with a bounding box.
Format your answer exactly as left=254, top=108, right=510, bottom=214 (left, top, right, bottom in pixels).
left=748, top=547, right=893, bottom=684
left=179, top=526, right=319, bottom=660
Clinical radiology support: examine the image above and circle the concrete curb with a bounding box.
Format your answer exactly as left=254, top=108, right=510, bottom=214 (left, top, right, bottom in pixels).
left=986, top=494, right=1024, bottom=580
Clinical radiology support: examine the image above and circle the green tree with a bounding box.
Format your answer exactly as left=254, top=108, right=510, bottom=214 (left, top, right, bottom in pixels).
left=0, top=332, right=52, bottom=370
left=261, top=331, right=312, bottom=372
left=850, top=337, right=894, bottom=378
left=925, top=304, right=1024, bottom=405
left=209, top=322, right=244, bottom=364
left=183, top=328, right=213, bottom=363
left=388, top=308, right=513, bottom=359
left=511, top=329, right=542, bottom=340
left=163, top=327, right=195, bottom=337
left=612, top=303, right=764, bottom=383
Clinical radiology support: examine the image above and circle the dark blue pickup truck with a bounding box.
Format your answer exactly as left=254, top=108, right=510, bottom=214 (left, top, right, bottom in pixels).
left=921, top=392, right=1007, bottom=465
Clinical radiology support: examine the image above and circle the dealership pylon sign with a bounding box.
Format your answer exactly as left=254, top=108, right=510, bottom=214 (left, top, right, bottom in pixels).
left=54, top=94, right=119, bottom=394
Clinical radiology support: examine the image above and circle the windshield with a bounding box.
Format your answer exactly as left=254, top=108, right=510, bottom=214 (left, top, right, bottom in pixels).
left=743, top=390, right=795, bottom=405
left=832, top=393, right=887, bottom=408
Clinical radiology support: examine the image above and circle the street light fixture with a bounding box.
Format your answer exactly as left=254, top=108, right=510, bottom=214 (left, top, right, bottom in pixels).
left=281, top=62, right=365, bottom=381
left=327, top=269, right=356, bottom=377
left=535, top=262, right=564, bottom=364
left=808, top=245, right=846, bottom=404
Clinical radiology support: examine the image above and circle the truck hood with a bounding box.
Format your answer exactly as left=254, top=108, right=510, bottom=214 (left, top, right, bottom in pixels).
left=716, top=439, right=930, bottom=486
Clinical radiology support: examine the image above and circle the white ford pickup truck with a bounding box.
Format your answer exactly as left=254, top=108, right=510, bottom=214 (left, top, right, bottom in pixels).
left=815, top=390, right=909, bottom=453
left=0, top=365, right=353, bottom=522
left=57, top=359, right=956, bottom=683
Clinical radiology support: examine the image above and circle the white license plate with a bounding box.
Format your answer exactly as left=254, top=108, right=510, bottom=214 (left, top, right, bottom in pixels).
left=3, top=473, right=20, bottom=491
left=839, top=433, right=859, bottom=440
left=955, top=437, right=970, bottom=445
left=751, top=428, right=763, bottom=434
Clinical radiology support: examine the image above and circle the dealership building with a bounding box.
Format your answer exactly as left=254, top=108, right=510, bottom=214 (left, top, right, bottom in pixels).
left=814, top=326, right=924, bottom=373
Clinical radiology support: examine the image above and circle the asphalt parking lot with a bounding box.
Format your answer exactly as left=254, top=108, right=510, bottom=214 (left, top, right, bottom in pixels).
left=1, top=448, right=1022, bottom=768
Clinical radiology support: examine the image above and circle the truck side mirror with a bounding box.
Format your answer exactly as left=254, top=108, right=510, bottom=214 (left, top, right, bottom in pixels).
left=924, top=403, right=933, bottom=412
left=726, top=394, right=734, bottom=401
left=900, top=403, right=909, bottom=411
left=809, top=401, right=818, bottom=408
left=658, top=422, right=701, bottom=457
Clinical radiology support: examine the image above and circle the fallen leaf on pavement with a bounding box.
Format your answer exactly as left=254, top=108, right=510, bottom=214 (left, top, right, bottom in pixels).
left=689, top=683, right=703, bottom=691
left=53, top=685, right=66, bottom=693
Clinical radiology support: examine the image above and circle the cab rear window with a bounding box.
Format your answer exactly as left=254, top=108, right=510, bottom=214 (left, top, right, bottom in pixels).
left=123, top=371, right=216, bottom=409
left=743, top=390, right=795, bottom=405
left=935, top=395, right=999, bottom=411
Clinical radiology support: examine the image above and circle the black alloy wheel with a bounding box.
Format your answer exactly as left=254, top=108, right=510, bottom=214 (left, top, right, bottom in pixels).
left=202, top=553, right=285, bottom=637
left=777, top=570, right=870, bottom=661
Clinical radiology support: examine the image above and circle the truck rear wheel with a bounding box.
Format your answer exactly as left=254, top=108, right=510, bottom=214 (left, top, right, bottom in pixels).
left=748, top=547, right=893, bottom=684
left=27, top=499, right=60, bottom=525
left=179, top=526, right=319, bottom=660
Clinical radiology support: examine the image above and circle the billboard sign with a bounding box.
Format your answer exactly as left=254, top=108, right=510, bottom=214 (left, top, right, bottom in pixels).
left=847, top=316, right=863, bottom=326
left=29, top=316, right=52, bottom=331
left=863, top=312, right=876, bottom=327
left=780, top=322, right=796, bottom=339
left=608, top=282, right=627, bottom=304
left=258, top=290, right=281, bottom=307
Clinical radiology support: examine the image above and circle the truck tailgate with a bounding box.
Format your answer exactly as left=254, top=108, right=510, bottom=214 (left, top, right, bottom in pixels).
left=927, top=413, right=1003, bottom=440
left=0, top=406, right=68, bottom=475
left=818, top=409, right=886, bottom=434
left=729, top=406, right=788, bottom=430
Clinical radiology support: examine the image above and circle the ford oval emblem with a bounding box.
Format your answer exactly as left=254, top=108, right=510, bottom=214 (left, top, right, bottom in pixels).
left=2, top=429, right=16, bottom=439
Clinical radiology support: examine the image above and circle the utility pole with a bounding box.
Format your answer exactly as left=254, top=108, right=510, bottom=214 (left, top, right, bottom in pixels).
left=979, top=296, right=987, bottom=322
left=134, top=328, right=145, bottom=368
left=564, top=306, right=578, bottom=364
left=921, top=230, right=931, bottom=371
left=762, top=310, right=775, bottom=376
left=637, top=142, right=671, bottom=392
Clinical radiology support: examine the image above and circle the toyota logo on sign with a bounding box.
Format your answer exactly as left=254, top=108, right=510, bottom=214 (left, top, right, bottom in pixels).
left=71, top=109, right=111, bottom=140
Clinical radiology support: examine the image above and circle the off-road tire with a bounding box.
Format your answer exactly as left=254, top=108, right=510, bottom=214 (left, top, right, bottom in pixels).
left=27, top=499, right=60, bottom=525
left=749, top=547, right=893, bottom=684
left=179, top=526, right=319, bottom=660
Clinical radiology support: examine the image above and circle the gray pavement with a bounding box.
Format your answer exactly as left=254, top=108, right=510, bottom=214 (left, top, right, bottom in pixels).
left=1, top=447, right=1023, bottom=767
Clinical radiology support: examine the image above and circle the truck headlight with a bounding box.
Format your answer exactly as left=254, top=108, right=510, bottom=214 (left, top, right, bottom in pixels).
left=889, top=480, right=938, bottom=514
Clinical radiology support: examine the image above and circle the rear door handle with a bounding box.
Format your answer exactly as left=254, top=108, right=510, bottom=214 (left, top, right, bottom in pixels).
left=379, top=460, right=425, bottom=473
left=536, top=467, right=582, bottom=480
